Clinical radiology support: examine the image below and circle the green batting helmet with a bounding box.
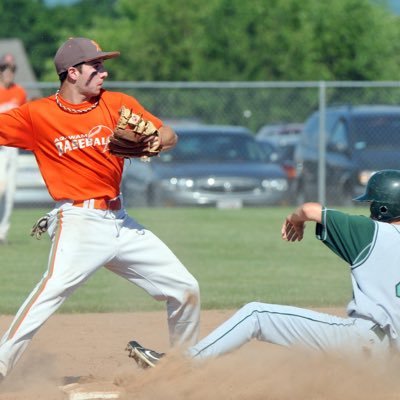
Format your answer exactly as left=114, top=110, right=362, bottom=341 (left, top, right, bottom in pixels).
left=353, top=169, right=400, bottom=222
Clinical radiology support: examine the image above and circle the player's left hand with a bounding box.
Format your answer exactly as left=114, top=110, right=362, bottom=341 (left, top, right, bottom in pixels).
left=281, top=218, right=305, bottom=242
left=109, top=106, right=163, bottom=159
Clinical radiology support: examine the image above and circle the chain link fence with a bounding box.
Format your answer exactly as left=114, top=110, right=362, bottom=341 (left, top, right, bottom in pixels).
left=18, top=81, right=400, bottom=207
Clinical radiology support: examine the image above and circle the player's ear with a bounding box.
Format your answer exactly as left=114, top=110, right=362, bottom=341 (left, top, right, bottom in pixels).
left=67, top=66, right=81, bottom=81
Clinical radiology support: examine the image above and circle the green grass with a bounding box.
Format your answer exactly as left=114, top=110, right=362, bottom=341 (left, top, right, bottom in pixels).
left=1, top=207, right=358, bottom=314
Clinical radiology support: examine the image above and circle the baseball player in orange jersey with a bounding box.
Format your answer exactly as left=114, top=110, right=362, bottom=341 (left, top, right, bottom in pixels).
left=0, top=37, right=200, bottom=381
left=0, top=53, right=27, bottom=244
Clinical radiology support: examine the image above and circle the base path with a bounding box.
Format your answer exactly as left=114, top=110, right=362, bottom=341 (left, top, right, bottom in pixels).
left=0, top=310, right=398, bottom=400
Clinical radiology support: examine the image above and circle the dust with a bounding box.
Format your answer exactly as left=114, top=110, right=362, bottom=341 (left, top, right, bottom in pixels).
left=116, top=345, right=400, bottom=400
left=0, top=311, right=399, bottom=400
left=0, top=352, right=64, bottom=399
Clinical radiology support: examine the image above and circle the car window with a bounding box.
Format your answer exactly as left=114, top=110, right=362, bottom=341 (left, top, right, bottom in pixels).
left=301, top=113, right=319, bottom=144
left=257, top=141, right=278, bottom=161
left=350, top=115, right=400, bottom=149
left=301, top=111, right=341, bottom=147
left=257, top=124, right=283, bottom=137
left=159, top=133, right=266, bottom=163
left=329, top=119, right=349, bottom=150
left=277, top=143, right=297, bottom=161
left=257, top=123, right=303, bottom=138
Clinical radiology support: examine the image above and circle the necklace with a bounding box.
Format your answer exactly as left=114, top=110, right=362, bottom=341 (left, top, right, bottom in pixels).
left=55, top=90, right=99, bottom=113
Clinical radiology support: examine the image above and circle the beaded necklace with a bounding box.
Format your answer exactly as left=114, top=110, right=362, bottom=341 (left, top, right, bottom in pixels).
left=55, top=90, right=99, bottom=113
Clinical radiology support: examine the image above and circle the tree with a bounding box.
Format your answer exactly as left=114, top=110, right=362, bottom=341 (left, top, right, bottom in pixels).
left=189, top=0, right=400, bottom=81
left=9, top=0, right=400, bottom=82
left=310, top=0, right=400, bottom=80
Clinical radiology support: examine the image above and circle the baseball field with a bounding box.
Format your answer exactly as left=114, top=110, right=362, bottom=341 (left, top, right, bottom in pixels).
left=0, top=207, right=399, bottom=399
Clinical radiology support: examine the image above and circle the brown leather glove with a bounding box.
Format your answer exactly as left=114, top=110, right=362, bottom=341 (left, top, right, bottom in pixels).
left=109, top=106, right=162, bottom=158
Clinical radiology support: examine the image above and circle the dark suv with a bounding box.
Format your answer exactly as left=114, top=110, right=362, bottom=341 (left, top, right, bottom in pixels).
left=294, top=105, right=400, bottom=206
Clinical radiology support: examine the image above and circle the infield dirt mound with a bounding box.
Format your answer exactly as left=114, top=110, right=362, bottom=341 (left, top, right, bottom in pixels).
left=0, top=310, right=399, bottom=400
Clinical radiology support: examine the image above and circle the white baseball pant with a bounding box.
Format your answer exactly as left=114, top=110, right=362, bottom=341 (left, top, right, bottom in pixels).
left=0, top=147, right=18, bottom=241
left=0, top=200, right=200, bottom=376
left=188, top=302, right=391, bottom=360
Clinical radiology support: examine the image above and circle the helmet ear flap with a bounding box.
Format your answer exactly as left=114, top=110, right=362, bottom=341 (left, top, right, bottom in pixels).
left=379, top=205, right=389, bottom=215
left=370, top=202, right=393, bottom=221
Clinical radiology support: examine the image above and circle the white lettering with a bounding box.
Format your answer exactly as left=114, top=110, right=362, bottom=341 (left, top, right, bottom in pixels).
left=63, top=141, right=72, bottom=152
left=55, top=142, right=64, bottom=156
left=54, top=125, right=114, bottom=156
left=93, top=137, right=102, bottom=146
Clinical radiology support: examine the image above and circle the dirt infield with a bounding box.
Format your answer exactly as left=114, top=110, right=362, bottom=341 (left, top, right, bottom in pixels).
left=0, top=309, right=399, bottom=400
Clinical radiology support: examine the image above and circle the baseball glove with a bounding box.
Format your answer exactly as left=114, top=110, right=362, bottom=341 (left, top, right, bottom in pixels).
left=109, top=106, right=162, bottom=159
left=30, top=214, right=50, bottom=240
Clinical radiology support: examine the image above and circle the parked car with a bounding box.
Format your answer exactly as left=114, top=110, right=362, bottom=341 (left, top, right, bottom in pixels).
left=14, top=150, right=53, bottom=207
left=122, top=125, right=290, bottom=207
left=294, top=105, right=400, bottom=206
left=255, top=138, right=279, bottom=162
left=256, top=138, right=297, bottom=203
left=256, top=137, right=298, bottom=179
left=256, top=122, right=301, bottom=180
left=256, top=123, right=304, bottom=140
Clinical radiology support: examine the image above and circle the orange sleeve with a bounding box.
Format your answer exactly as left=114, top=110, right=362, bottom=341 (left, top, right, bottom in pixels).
left=0, top=103, right=35, bottom=150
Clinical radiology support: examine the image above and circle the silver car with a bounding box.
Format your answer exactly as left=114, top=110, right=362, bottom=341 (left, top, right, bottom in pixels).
left=122, top=125, right=290, bottom=208
left=14, top=150, right=53, bottom=207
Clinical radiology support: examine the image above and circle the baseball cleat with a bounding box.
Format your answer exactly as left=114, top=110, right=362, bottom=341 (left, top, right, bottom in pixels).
left=126, top=340, right=165, bottom=369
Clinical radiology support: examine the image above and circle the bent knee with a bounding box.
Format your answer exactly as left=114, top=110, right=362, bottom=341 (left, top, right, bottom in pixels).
left=240, top=301, right=266, bottom=313
left=175, top=276, right=200, bottom=305
left=185, top=278, right=200, bottom=304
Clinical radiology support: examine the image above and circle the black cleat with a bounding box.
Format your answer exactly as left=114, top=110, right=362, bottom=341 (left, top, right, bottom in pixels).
left=126, top=340, right=165, bottom=369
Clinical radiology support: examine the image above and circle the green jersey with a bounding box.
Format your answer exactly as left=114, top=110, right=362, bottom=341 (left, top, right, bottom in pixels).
left=317, top=208, right=400, bottom=348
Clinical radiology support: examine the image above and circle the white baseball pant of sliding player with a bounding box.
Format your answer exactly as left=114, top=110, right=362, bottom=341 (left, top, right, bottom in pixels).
left=187, top=302, right=391, bottom=360
left=188, top=205, right=400, bottom=362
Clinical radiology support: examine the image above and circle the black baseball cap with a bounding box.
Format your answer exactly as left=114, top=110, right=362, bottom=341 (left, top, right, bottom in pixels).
left=54, top=37, right=120, bottom=75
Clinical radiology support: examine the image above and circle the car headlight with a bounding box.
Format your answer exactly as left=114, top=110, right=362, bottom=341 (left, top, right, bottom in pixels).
left=358, top=170, right=375, bottom=186
left=261, top=178, right=288, bottom=191
left=161, top=178, right=195, bottom=190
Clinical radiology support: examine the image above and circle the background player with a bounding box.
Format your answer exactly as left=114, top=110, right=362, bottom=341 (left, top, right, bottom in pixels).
left=0, top=37, right=200, bottom=381
left=0, top=53, right=27, bottom=244
left=128, top=169, right=400, bottom=367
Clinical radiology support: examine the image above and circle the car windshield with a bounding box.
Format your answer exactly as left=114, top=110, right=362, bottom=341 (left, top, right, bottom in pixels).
left=351, top=115, right=400, bottom=150
left=159, top=133, right=267, bottom=163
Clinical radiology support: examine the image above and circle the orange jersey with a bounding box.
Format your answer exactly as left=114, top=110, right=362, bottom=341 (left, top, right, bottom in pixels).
left=0, top=83, right=27, bottom=112
left=0, top=90, right=162, bottom=201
